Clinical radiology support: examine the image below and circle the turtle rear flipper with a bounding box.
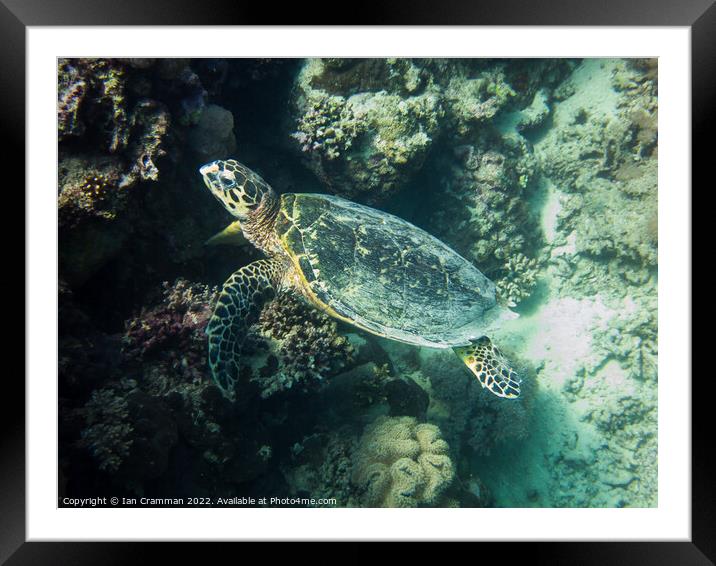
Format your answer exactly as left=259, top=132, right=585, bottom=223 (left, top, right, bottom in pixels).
left=207, top=258, right=285, bottom=400
left=453, top=337, right=521, bottom=399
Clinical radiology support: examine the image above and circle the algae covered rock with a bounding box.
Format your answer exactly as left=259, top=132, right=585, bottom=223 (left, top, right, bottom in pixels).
left=290, top=58, right=444, bottom=203
left=57, top=58, right=180, bottom=287
left=385, top=377, right=429, bottom=420
left=351, top=415, right=455, bottom=507
left=444, top=69, right=516, bottom=136
left=187, top=103, right=237, bottom=162
left=423, top=141, right=542, bottom=306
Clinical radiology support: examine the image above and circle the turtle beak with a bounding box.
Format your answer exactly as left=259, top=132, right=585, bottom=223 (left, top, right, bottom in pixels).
left=199, top=161, right=221, bottom=190
left=200, top=161, right=220, bottom=178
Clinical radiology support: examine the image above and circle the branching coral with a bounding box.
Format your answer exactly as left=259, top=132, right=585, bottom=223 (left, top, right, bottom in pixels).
left=123, top=278, right=218, bottom=388
left=249, top=293, right=354, bottom=398
left=291, top=91, right=364, bottom=160
left=282, top=430, right=358, bottom=506
left=351, top=415, right=455, bottom=507
left=76, top=378, right=137, bottom=472
left=495, top=252, right=540, bottom=307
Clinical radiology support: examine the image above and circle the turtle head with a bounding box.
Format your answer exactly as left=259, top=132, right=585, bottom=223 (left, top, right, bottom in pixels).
left=200, top=159, right=274, bottom=219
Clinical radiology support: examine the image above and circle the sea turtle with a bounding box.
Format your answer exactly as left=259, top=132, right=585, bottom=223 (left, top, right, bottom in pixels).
left=199, top=159, right=521, bottom=400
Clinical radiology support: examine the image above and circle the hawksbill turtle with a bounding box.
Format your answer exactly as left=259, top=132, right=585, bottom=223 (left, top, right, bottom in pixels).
left=199, top=159, right=522, bottom=400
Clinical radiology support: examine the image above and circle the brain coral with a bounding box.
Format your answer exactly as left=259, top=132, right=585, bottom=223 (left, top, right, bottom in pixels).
left=351, top=415, right=455, bottom=507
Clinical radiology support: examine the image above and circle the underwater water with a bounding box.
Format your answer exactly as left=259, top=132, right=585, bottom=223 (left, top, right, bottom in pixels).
left=58, top=57, right=657, bottom=508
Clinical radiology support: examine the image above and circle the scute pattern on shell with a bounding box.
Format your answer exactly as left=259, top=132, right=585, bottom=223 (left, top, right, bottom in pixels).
left=275, top=193, right=497, bottom=348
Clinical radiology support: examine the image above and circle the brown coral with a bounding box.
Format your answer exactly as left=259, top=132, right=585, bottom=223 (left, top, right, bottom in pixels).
left=246, top=293, right=353, bottom=398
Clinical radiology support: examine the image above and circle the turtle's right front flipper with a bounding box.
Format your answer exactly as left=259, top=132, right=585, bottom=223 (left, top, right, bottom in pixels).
left=207, top=258, right=285, bottom=399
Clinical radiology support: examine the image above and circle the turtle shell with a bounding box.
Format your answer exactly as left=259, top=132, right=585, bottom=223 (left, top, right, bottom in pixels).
left=275, top=193, right=499, bottom=348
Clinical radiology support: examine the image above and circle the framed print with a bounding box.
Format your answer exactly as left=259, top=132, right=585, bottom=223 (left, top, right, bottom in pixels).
left=4, top=0, right=711, bottom=561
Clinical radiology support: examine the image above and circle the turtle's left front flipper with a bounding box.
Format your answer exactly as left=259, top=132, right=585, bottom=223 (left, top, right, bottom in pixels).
left=453, top=337, right=521, bottom=399
left=207, top=258, right=285, bottom=400
left=205, top=220, right=249, bottom=247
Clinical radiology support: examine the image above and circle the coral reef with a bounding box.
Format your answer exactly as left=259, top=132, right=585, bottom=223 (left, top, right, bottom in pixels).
left=57, top=57, right=658, bottom=511
left=123, top=278, right=217, bottom=387
left=424, top=350, right=534, bottom=459
left=516, top=89, right=551, bottom=133
left=281, top=429, right=359, bottom=506
left=291, top=91, right=364, bottom=161
left=64, top=276, right=278, bottom=494
left=351, top=415, right=455, bottom=507
left=57, top=58, right=239, bottom=288
left=187, top=103, right=237, bottom=162
left=495, top=252, right=540, bottom=307
left=75, top=377, right=179, bottom=480
left=58, top=158, right=132, bottom=286
left=318, top=360, right=392, bottom=420
left=596, top=295, right=657, bottom=383
left=443, top=68, right=516, bottom=136
left=76, top=379, right=135, bottom=472
left=248, top=293, right=354, bottom=399
left=472, top=58, right=660, bottom=508
left=423, top=141, right=542, bottom=306
left=57, top=58, right=174, bottom=183
left=290, top=58, right=444, bottom=203
left=536, top=59, right=657, bottom=280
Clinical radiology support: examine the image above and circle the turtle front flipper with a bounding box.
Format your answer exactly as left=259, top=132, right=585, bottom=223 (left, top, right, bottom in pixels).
left=453, top=337, right=521, bottom=399
left=207, top=258, right=286, bottom=399
left=205, top=220, right=249, bottom=247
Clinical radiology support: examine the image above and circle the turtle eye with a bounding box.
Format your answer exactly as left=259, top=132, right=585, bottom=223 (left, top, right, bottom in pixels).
left=219, top=171, right=235, bottom=189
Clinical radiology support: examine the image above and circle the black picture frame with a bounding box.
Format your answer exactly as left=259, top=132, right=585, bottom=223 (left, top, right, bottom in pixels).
left=3, top=0, right=709, bottom=561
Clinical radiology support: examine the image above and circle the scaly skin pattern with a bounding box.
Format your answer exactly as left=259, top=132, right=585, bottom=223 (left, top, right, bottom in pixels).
left=206, top=258, right=286, bottom=399
left=454, top=337, right=521, bottom=398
